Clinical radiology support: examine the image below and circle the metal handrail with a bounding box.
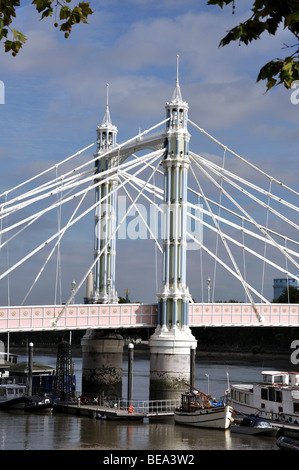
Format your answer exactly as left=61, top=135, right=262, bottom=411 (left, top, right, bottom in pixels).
left=115, top=398, right=180, bottom=413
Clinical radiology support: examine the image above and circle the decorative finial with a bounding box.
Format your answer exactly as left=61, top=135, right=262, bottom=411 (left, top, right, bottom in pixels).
left=102, top=83, right=112, bottom=126
left=170, top=54, right=182, bottom=104
left=106, top=83, right=109, bottom=110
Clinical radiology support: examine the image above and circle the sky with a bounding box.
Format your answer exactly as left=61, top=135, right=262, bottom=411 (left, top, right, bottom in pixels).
left=0, top=0, right=298, bottom=307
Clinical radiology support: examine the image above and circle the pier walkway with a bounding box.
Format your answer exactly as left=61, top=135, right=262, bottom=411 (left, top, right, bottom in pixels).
left=54, top=398, right=181, bottom=420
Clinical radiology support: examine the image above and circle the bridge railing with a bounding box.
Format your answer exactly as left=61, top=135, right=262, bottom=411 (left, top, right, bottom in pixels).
left=189, top=303, right=299, bottom=327
left=0, top=303, right=298, bottom=332
left=0, top=303, right=158, bottom=332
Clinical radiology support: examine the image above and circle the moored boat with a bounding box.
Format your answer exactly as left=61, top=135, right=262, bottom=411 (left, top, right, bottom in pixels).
left=228, top=371, right=299, bottom=427
left=231, top=415, right=278, bottom=436
left=24, top=395, right=53, bottom=412
left=174, top=386, right=233, bottom=429
left=277, top=436, right=299, bottom=450
left=0, top=383, right=29, bottom=409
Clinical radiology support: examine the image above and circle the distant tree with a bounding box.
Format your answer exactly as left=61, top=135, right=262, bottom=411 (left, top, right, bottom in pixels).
left=0, top=0, right=93, bottom=55
left=207, top=0, right=299, bottom=90
left=274, top=285, right=299, bottom=303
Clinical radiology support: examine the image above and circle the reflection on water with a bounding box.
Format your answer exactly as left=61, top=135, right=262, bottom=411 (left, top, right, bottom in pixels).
left=0, top=412, right=278, bottom=450
left=1, top=354, right=280, bottom=450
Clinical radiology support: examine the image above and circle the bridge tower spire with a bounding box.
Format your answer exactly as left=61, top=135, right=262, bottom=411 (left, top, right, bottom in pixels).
left=87, top=84, right=118, bottom=304
left=81, top=84, right=123, bottom=398
left=159, top=54, right=192, bottom=329
left=149, top=56, right=197, bottom=400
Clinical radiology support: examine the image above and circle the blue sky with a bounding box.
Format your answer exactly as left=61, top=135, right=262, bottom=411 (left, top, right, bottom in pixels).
left=0, top=0, right=298, bottom=306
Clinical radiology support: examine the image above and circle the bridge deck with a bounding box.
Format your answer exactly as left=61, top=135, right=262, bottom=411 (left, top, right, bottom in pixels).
left=0, top=303, right=298, bottom=332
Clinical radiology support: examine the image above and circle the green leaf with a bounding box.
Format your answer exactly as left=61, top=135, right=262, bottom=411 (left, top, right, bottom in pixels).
left=285, top=11, right=299, bottom=27
left=12, top=29, right=26, bottom=43
left=32, top=0, right=52, bottom=14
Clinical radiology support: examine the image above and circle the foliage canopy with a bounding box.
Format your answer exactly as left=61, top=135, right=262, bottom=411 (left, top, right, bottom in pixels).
left=1, top=1, right=299, bottom=91
left=0, top=0, right=93, bottom=56
left=208, top=0, right=299, bottom=90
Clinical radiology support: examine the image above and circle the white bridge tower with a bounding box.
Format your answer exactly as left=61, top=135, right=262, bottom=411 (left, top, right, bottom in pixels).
left=149, top=58, right=197, bottom=399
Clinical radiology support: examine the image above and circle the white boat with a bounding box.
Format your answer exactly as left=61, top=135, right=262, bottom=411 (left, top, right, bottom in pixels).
left=0, top=383, right=28, bottom=409
left=228, top=370, right=299, bottom=426
left=174, top=387, right=233, bottom=429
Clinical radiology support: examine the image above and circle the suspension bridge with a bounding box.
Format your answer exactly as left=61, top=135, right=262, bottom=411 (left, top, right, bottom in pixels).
left=0, top=57, right=298, bottom=397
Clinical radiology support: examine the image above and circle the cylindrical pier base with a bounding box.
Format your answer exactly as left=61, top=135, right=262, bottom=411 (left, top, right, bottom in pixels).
left=81, top=329, right=124, bottom=397
left=149, top=326, right=197, bottom=400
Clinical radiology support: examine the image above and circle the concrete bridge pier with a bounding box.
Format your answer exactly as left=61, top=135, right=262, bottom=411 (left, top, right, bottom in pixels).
left=149, top=326, right=197, bottom=400
left=81, top=329, right=124, bottom=397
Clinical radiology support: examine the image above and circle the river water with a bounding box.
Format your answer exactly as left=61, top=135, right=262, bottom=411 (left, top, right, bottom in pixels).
left=0, top=352, right=281, bottom=452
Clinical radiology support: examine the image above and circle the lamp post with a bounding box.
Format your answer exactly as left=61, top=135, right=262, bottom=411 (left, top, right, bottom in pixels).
left=127, top=343, right=134, bottom=406
left=71, top=280, right=76, bottom=303
left=205, top=373, right=210, bottom=395
left=206, top=277, right=211, bottom=303
left=70, top=280, right=76, bottom=344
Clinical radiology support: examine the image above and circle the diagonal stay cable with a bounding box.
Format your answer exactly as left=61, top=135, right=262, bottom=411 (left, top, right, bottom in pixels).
left=0, top=142, right=96, bottom=201
left=192, top=152, right=298, bottom=213
left=187, top=186, right=299, bottom=249
left=190, top=154, right=299, bottom=272
left=187, top=200, right=299, bottom=259
left=191, top=151, right=299, bottom=231
left=0, top=117, right=169, bottom=219
left=0, top=168, right=95, bottom=219
left=0, top=150, right=164, bottom=281
left=119, top=175, right=163, bottom=253
left=52, top=153, right=163, bottom=325
left=0, top=116, right=169, bottom=205
left=188, top=209, right=299, bottom=282
left=188, top=119, right=299, bottom=198
left=0, top=149, right=164, bottom=241
left=186, top=230, right=269, bottom=304
left=189, top=157, right=264, bottom=321
left=21, top=180, right=94, bottom=305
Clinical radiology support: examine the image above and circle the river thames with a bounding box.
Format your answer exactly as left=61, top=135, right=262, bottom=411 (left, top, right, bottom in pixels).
left=0, top=351, right=286, bottom=452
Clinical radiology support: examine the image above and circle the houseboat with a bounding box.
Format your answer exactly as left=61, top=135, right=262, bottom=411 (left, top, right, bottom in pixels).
left=229, top=370, right=299, bottom=426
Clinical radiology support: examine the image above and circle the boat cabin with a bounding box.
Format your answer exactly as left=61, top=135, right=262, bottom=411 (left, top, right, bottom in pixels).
left=0, top=384, right=26, bottom=401
left=262, top=371, right=299, bottom=386
left=181, top=389, right=214, bottom=411
left=181, top=393, right=198, bottom=411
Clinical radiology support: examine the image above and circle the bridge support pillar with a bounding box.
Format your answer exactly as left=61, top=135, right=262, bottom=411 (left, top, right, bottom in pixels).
left=81, top=329, right=124, bottom=397
left=149, top=327, right=196, bottom=400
